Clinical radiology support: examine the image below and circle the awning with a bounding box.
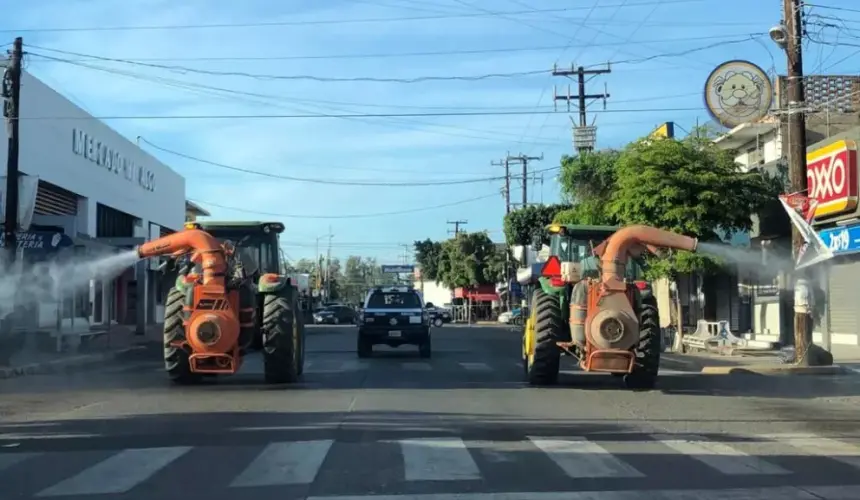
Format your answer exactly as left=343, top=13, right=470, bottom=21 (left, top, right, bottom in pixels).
left=466, top=293, right=498, bottom=302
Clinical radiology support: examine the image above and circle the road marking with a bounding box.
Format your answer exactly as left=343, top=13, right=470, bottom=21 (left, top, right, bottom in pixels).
left=36, top=446, right=191, bottom=496
left=398, top=437, right=481, bottom=481
left=652, top=434, right=790, bottom=475
left=528, top=437, right=644, bottom=478
left=402, top=362, right=432, bottom=371
left=459, top=362, right=492, bottom=372
left=230, top=440, right=333, bottom=487
left=0, top=452, right=38, bottom=471
left=305, top=485, right=859, bottom=500
left=767, top=433, right=860, bottom=469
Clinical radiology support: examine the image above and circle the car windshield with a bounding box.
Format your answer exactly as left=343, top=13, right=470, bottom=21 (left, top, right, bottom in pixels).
left=367, top=292, right=421, bottom=309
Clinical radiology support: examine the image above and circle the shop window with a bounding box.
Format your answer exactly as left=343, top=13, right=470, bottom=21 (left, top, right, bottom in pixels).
left=96, top=203, right=136, bottom=238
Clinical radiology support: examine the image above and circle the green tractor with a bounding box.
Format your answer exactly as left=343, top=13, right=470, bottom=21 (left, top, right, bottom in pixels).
left=160, top=220, right=306, bottom=384
left=520, top=223, right=679, bottom=390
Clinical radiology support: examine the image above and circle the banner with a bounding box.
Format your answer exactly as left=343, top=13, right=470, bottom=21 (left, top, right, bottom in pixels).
left=0, top=175, right=40, bottom=231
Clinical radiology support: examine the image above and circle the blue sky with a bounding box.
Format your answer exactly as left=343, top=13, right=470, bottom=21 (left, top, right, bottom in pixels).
left=5, top=0, right=859, bottom=264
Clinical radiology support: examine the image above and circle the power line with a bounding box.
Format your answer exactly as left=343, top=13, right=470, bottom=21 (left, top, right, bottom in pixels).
left=139, top=137, right=560, bottom=186
left=188, top=192, right=501, bottom=219
left=26, top=46, right=546, bottom=83
left=0, top=0, right=709, bottom=33
left=23, top=33, right=762, bottom=63
left=805, top=3, right=860, bottom=13
left=19, top=107, right=704, bottom=121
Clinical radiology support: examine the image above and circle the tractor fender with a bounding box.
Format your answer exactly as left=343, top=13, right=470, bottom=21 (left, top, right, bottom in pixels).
left=257, top=273, right=293, bottom=295
left=537, top=276, right=565, bottom=296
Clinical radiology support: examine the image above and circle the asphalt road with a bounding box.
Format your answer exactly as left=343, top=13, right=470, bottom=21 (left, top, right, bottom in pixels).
left=2, top=324, right=860, bottom=500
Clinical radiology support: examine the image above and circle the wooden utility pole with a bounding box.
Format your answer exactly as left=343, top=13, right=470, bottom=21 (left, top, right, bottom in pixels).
left=783, top=0, right=815, bottom=364
left=324, top=226, right=333, bottom=299
left=552, top=63, right=610, bottom=153
left=505, top=153, right=543, bottom=208
left=447, top=220, right=467, bottom=237
left=492, top=157, right=511, bottom=214
left=3, top=37, right=22, bottom=263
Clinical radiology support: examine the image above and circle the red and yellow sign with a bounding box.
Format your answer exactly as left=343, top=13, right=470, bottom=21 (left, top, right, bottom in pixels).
left=806, top=139, right=859, bottom=217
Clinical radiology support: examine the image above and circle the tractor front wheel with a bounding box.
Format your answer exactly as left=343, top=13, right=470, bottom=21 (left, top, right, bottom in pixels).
left=163, top=287, right=199, bottom=385
left=624, top=292, right=661, bottom=390
left=524, top=289, right=564, bottom=386
left=262, top=291, right=302, bottom=384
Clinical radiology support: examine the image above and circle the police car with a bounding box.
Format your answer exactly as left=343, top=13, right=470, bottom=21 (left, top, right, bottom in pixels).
left=357, top=285, right=431, bottom=358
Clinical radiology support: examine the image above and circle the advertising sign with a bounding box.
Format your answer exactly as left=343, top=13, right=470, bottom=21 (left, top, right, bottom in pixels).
left=703, top=60, right=773, bottom=128
left=648, top=122, right=675, bottom=139
left=0, top=231, right=73, bottom=255
left=807, top=139, right=859, bottom=218
left=381, top=265, right=414, bottom=274
left=819, top=224, right=860, bottom=256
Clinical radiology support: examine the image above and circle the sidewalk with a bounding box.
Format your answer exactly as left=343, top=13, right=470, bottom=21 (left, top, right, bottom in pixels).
left=0, top=323, right=162, bottom=379
left=692, top=343, right=860, bottom=376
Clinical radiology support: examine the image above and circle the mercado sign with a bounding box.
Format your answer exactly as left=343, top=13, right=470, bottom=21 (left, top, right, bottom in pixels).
left=72, top=128, right=156, bottom=192
left=807, top=139, right=858, bottom=219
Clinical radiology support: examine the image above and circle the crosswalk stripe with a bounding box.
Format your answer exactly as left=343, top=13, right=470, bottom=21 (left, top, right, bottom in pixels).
left=459, top=362, right=492, bottom=372
left=230, top=440, right=333, bottom=487
left=652, top=434, right=790, bottom=475
left=398, top=438, right=480, bottom=481
left=528, top=437, right=644, bottom=478
left=36, top=446, right=190, bottom=496
left=0, top=452, right=38, bottom=472
left=402, top=362, right=432, bottom=371
left=768, top=433, right=860, bottom=469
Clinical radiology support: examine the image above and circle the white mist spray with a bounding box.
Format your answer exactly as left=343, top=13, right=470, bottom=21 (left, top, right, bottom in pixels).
left=0, top=249, right=141, bottom=320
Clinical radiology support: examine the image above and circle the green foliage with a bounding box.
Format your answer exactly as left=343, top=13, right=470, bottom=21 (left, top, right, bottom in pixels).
left=436, top=232, right=504, bottom=289
left=552, top=138, right=782, bottom=278
left=338, top=256, right=397, bottom=304
left=503, top=203, right=572, bottom=246
left=413, top=239, right=444, bottom=281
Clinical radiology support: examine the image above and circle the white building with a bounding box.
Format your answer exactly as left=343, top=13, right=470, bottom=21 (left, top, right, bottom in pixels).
left=0, top=70, right=185, bottom=338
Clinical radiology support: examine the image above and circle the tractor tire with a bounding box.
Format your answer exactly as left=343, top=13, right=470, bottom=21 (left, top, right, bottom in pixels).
left=163, top=287, right=199, bottom=385
left=624, top=292, right=661, bottom=390
left=526, top=289, right=565, bottom=386
left=262, top=291, right=302, bottom=384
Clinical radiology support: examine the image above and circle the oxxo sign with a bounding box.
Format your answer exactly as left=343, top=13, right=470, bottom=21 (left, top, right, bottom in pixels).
left=806, top=139, right=858, bottom=218
left=71, top=128, right=156, bottom=192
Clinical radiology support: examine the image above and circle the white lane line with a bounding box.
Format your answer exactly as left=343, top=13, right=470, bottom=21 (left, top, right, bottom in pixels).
left=36, top=446, right=191, bottom=496
left=652, top=434, right=790, bottom=475
left=402, top=362, right=432, bottom=371
left=528, top=437, right=644, bottom=479
left=230, top=440, right=333, bottom=487
left=767, top=433, right=860, bottom=469
left=398, top=437, right=481, bottom=481
left=459, top=362, right=492, bottom=372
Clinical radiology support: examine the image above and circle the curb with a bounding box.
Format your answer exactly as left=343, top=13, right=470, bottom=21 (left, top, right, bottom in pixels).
left=700, top=364, right=850, bottom=376
left=0, top=346, right=147, bottom=380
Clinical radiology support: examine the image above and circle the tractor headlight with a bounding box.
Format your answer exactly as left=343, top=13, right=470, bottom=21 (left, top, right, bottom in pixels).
left=197, top=321, right=221, bottom=345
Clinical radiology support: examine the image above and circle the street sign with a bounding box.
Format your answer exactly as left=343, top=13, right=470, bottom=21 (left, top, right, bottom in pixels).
left=381, top=265, right=414, bottom=274
left=819, top=223, right=860, bottom=256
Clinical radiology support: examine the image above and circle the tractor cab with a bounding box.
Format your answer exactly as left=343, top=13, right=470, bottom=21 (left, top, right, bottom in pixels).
left=183, top=221, right=284, bottom=278
left=538, top=223, right=647, bottom=287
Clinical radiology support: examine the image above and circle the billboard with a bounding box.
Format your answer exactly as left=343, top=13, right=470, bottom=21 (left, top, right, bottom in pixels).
left=381, top=264, right=415, bottom=274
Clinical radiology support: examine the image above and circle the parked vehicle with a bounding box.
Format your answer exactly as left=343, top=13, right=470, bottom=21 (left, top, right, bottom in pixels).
left=423, top=302, right=452, bottom=327
left=313, top=305, right=357, bottom=324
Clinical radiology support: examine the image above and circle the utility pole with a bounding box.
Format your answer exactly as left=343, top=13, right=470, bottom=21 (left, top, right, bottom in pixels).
left=505, top=153, right=543, bottom=209
left=552, top=63, right=611, bottom=153
left=492, top=157, right=511, bottom=214
left=447, top=220, right=467, bottom=237
left=782, top=0, right=817, bottom=365
left=3, top=38, right=22, bottom=264
left=325, top=226, right=333, bottom=300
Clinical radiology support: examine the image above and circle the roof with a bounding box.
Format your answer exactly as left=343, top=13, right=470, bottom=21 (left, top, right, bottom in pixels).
left=187, top=221, right=285, bottom=234
left=185, top=200, right=211, bottom=217
left=549, top=224, right=619, bottom=240
left=712, top=119, right=779, bottom=150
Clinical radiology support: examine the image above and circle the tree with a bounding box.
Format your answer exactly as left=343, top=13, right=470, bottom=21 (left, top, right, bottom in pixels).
left=413, top=239, right=444, bottom=281
left=503, top=203, right=572, bottom=246
left=554, top=150, right=622, bottom=226
left=436, top=232, right=504, bottom=289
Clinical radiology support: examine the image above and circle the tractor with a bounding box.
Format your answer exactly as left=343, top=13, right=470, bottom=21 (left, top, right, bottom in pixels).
left=521, top=223, right=698, bottom=389
left=138, top=221, right=305, bottom=385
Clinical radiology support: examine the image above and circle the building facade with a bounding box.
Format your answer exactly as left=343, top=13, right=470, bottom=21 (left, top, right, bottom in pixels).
left=0, top=70, right=186, bottom=335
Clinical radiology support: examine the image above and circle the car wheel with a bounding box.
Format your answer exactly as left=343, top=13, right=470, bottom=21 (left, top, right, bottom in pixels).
left=433, top=318, right=443, bottom=328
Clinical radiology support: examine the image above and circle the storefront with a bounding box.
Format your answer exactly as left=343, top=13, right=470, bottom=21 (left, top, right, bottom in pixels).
left=809, top=133, right=860, bottom=347
left=0, top=70, right=186, bottom=334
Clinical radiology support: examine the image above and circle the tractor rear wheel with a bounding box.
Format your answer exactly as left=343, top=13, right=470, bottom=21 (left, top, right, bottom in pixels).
left=163, top=287, right=199, bottom=384
left=262, top=291, right=302, bottom=384
left=525, top=289, right=564, bottom=386
left=624, top=291, right=661, bottom=390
